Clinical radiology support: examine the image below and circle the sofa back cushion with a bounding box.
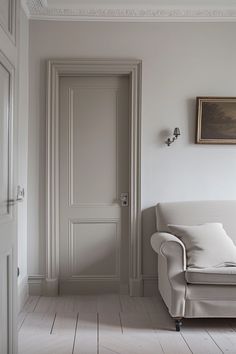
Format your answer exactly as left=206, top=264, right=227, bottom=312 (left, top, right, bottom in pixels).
left=168, top=223, right=236, bottom=268
left=156, top=201, right=236, bottom=244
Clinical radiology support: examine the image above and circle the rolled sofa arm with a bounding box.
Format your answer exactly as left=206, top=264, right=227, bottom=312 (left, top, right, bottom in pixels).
left=151, top=232, right=186, bottom=269
left=151, top=232, right=187, bottom=318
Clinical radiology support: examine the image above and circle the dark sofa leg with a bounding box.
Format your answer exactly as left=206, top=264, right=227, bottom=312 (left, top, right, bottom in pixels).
left=175, top=319, right=183, bottom=332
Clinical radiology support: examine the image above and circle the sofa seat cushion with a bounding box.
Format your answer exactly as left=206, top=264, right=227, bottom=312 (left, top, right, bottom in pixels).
left=185, top=267, right=236, bottom=285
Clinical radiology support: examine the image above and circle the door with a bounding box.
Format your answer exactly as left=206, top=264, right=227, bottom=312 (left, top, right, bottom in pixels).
left=59, top=75, right=130, bottom=294
left=0, top=53, right=17, bottom=353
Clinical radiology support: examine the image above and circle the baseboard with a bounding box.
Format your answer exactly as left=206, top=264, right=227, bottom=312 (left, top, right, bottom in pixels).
left=129, top=277, right=143, bottom=296
left=44, top=278, right=59, bottom=296
left=59, top=277, right=121, bottom=295
left=28, top=275, right=45, bottom=296
left=28, top=274, right=158, bottom=296
left=18, top=276, right=29, bottom=312
left=28, top=275, right=128, bottom=296
left=143, top=275, right=158, bottom=296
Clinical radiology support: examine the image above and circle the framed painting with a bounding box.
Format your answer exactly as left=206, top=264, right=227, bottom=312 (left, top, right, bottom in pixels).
left=196, top=97, right=236, bottom=144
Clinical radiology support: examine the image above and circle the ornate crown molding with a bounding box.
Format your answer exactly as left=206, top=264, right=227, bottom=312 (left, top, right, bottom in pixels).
left=25, top=0, right=236, bottom=21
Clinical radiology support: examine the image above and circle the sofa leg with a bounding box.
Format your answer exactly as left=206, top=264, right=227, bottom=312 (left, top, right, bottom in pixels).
left=175, top=319, right=183, bottom=332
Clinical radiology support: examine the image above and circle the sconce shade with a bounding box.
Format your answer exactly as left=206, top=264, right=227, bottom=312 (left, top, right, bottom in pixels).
left=165, top=127, right=181, bottom=146
left=174, top=127, right=180, bottom=137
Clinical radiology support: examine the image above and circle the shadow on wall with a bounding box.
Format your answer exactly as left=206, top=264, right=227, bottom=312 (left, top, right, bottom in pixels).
left=142, top=206, right=158, bottom=289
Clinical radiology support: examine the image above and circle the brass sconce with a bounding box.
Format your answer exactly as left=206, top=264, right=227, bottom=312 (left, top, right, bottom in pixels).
left=165, top=127, right=181, bottom=146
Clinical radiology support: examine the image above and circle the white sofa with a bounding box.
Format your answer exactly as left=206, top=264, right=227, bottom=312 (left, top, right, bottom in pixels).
left=151, top=201, right=236, bottom=331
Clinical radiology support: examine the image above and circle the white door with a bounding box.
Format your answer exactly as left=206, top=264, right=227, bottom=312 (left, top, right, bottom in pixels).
left=0, top=54, right=17, bottom=353
left=59, top=75, right=130, bottom=294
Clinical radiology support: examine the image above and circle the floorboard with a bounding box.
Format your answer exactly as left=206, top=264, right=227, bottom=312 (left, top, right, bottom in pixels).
left=22, top=296, right=40, bottom=312
left=74, top=313, right=97, bottom=354
left=181, top=319, right=223, bottom=354
left=18, top=295, right=236, bottom=354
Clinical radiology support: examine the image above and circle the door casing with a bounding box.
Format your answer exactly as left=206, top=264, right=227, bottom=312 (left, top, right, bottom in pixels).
left=46, top=59, right=142, bottom=296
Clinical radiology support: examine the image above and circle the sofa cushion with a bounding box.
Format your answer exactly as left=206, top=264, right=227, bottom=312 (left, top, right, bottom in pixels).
left=168, top=223, right=236, bottom=268
left=185, top=267, right=236, bottom=285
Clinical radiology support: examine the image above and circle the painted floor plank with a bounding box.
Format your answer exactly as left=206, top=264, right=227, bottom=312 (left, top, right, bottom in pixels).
left=73, top=295, right=98, bottom=313
left=22, top=296, right=40, bottom=312
left=119, top=295, right=149, bottom=314
left=120, top=312, right=155, bottom=336
left=119, top=312, right=164, bottom=354
left=18, top=312, right=55, bottom=354
left=34, top=296, right=75, bottom=314
left=49, top=313, right=77, bottom=354
left=99, top=311, right=123, bottom=354
left=205, top=320, right=236, bottom=354
left=97, top=294, right=121, bottom=314
left=34, top=296, right=55, bottom=313
left=17, top=312, right=27, bottom=331
left=99, top=312, right=122, bottom=337
left=100, top=334, right=164, bottom=354
left=181, top=320, right=223, bottom=354
left=19, top=312, right=55, bottom=334
left=149, top=311, right=192, bottom=354
left=52, top=312, right=77, bottom=335
left=74, top=312, right=98, bottom=354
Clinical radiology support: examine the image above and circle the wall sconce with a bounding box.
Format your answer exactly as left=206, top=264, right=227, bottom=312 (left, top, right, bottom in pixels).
left=165, top=127, right=181, bottom=146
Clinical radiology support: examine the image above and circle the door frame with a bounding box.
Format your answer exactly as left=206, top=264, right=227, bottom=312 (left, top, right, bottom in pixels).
left=46, top=59, right=142, bottom=296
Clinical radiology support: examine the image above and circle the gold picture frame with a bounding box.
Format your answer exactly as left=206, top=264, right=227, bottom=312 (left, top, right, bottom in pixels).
left=196, top=97, right=236, bottom=144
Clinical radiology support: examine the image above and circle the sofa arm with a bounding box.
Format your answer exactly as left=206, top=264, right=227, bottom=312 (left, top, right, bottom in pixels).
left=151, top=232, right=187, bottom=318
left=151, top=232, right=186, bottom=269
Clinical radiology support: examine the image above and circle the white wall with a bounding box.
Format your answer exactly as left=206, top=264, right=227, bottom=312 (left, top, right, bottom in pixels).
left=28, top=21, right=236, bottom=294
left=18, top=6, right=29, bottom=308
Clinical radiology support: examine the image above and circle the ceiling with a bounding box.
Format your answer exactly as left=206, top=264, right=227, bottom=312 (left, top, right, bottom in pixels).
left=23, top=0, right=236, bottom=21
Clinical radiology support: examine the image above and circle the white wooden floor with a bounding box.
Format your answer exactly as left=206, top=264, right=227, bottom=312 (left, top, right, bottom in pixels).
left=18, top=293, right=236, bottom=354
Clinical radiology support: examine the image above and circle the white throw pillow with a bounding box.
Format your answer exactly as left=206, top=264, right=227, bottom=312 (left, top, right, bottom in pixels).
left=168, top=223, right=236, bottom=268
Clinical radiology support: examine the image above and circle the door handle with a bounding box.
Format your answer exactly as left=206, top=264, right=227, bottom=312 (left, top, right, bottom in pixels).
left=7, top=186, right=24, bottom=205
left=120, top=192, right=129, bottom=207
left=7, top=198, right=23, bottom=206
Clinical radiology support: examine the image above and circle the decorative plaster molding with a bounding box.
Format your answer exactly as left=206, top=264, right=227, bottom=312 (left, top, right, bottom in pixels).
left=26, top=0, right=236, bottom=21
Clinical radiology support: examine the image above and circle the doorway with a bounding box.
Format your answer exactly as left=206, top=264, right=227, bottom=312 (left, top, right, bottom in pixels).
left=46, top=59, right=142, bottom=296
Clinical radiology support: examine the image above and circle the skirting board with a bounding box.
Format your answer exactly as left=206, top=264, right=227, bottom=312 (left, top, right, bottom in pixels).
left=143, top=275, right=158, bottom=296
left=28, top=275, right=45, bottom=296
left=18, top=276, right=29, bottom=312
left=129, top=277, right=143, bottom=297
left=28, top=274, right=158, bottom=296
left=60, top=278, right=120, bottom=295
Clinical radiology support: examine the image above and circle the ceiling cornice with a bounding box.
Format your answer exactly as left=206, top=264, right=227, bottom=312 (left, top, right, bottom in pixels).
left=25, top=0, right=236, bottom=22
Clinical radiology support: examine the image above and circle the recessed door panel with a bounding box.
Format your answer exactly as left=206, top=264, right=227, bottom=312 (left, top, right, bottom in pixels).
left=70, top=221, right=119, bottom=276
left=0, top=62, right=10, bottom=217
left=0, top=0, right=10, bottom=31
left=69, top=87, right=117, bottom=205
left=0, top=253, right=12, bottom=354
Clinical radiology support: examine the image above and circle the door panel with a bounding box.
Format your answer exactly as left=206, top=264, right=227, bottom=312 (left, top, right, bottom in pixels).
left=69, top=86, right=117, bottom=205
left=0, top=53, right=17, bottom=354
left=70, top=221, right=119, bottom=276
left=0, top=252, right=12, bottom=354
left=0, top=0, right=10, bottom=31
left=0, top=0, right=15, bottom=40
left=59, top=76, right=129, bottom=293
left=0, top=62, right=10, bottom=217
